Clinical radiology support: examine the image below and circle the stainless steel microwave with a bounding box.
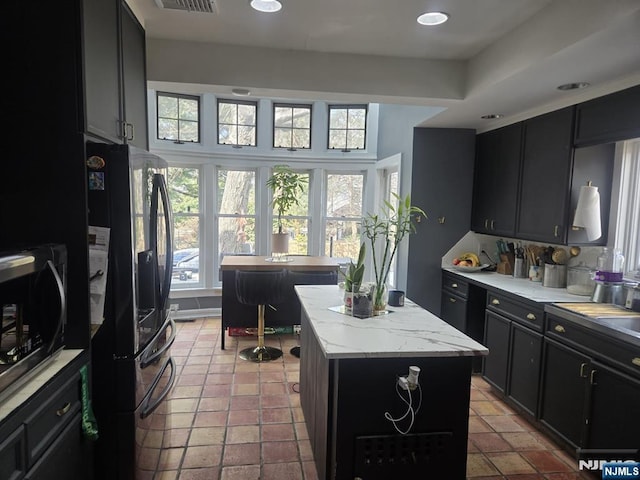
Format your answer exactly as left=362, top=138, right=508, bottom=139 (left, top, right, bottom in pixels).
left=0, top=244, right=67, bottom=401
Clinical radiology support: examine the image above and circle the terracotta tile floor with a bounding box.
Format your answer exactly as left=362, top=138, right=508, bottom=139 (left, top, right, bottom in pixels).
left=149, top=317, right=596, bottom=479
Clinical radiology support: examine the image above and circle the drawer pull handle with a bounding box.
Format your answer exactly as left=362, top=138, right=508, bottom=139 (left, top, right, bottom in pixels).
left=56, top=402, right=71, bottom=417
left=554, top=325, right=565, bottom=333
left=449, top=297, right=456, bottom=303
left=491, top=299, right=500, bottom=305
left=579, top=362, right=588, bottom=378
left=632, top=358, right=640, bottom=367
left=526, top=313, right=536, bottom=321
left=451, top=283, right=458, bottom=288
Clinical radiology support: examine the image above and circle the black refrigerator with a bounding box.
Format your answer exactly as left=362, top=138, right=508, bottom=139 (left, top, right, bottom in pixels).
left=86, top=142, right=176, bottom=480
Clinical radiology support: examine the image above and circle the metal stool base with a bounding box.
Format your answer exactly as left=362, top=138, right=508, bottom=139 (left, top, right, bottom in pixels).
left=239, top=345, right=283, bottom=362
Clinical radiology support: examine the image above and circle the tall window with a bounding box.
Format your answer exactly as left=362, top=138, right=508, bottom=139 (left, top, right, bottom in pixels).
left=218, top=99, right=257, bottom=146
left=157, top=93, right=200, bottom=143
left=615, top=138, right=640, bottom=277
left=270, top=169, right=311, bottom=255
left=325, top=173, right=364, bottom=260
left=273, top=103, right=312, bottom=150
left=328, top=105, right=367, bottom=151
left=216, top=168, right=257, bottom=260
left=167, top=166, right=201, bottom=286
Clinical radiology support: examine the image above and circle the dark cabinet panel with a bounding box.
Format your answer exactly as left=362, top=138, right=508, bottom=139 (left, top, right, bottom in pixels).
left=508, top=323, right=542, bottom=416
left=516, top=107, right=574, bottom=243
left=83, top=0, right=121, bottom=143
left=471, top=123, right=522, bottom=236
left=575, top=85, right=640, bottom=146
left=482, top=311, right=510, bottom=393
left=539, top=338, right=589, bottom=448
left=407, top=128, right=476, bottom=315
left=440, top=290, right=467, bottom=332
left=121, top=2, right=149, bottom=149
left=587, top=360, right=640, bottom=450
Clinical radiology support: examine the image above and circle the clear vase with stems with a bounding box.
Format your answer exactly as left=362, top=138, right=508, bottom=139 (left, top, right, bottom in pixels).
left=362, top=193, right=426, bottom=313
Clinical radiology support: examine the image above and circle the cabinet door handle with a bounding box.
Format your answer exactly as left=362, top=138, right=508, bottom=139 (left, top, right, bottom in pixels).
left=56, top=402, right=71, bottom=417
left=632, top=357, right=640, bottom=367
left=490, top=220, right=495, bottom=230
left=554, top=324, right=565, bottom=333
left=579, top=362, right=588, bottom=378
left=451, top=283, right=458, bottom=288
left=491, top=298, right=500, bottom=305
left=526, top=313, right=536, bottom=321
left=590, top=369, right=597, bottom=385
left=449, top=297, right=456, bottom=303
left=554, top=225, right=559, bottom=237
left=484, top=219, right=489, bottom=229
left=126, top=122, right=135, bottom=141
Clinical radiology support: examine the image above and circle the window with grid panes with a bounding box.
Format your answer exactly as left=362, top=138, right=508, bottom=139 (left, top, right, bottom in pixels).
left=217, top=99, right=257, bottom=146
left=273, top=103, right=312, bottom=150
left=328, top=105, right=367, bottom=151
left=324, top=172, right=364, bottom=260
left=157, top=92, right=200, bottom=143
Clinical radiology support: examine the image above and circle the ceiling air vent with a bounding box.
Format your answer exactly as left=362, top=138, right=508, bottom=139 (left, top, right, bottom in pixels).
left=154, top=0, right=217, bottom=14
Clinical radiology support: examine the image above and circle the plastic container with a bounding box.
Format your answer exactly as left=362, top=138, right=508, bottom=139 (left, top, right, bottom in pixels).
left=594, top=247, right=625, bottom=282
left=566, top=262, right=596, bottom=296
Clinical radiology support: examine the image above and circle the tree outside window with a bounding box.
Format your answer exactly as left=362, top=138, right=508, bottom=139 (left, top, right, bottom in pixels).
left=218, top=100, right=257, bottom=146
left=157, top=93, right=199, bottom=143
left=217, top=168, right=256, bottom=257
left=328, top=105, right=367, bottom=151
left=273, top=104, right=312, bottom=150
left=325, top=173, right=364, bottom=260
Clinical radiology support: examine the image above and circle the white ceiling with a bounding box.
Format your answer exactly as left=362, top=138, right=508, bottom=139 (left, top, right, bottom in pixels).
left=128, top=0, right=640, bottom=130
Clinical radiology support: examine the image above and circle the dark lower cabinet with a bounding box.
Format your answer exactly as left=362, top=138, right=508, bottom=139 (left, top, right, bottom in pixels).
left=539, top=337, right=590, bottom=448
left=586, top=360, right=640, bottom=450
left=482, top=311, right=510, bottom=393
left=440, top=290, right=467, bottom=332
left=508, top=323, right=542, bottom=416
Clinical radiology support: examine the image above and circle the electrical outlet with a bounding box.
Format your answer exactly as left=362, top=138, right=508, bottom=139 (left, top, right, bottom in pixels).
left=293, top=324, right=301, bottom=334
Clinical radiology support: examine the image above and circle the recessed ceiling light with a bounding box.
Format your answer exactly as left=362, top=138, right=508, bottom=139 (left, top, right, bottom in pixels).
left=417, top=11, right=449, bottom=26
left=232, top=88, right=251, bottom=97
left=557, top=82, right=590, bottom=91
left=250, top=0, right=282, bottom=13
left=481, top=114, right=504, bottom=119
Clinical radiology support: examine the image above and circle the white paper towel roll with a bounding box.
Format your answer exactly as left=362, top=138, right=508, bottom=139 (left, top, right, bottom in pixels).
left=573, top=185, right=601, bottom=241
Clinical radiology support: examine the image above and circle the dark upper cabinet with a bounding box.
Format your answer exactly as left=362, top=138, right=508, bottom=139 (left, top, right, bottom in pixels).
left=471, top=123, right=522, bottom=237
left=83, top=0, right=120, bottom=144
left=407, top=128, right=476, bottom=315
left=84, top=0, right=148, bottom=148
left=574, top=85, right=640, bottom=147
left=516, top=107, right=575, bottom=243
left=120, top=2, right=149, bottom=150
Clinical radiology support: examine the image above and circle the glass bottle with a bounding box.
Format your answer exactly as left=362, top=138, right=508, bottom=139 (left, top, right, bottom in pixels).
left=595, top=247, right=625, bottom=282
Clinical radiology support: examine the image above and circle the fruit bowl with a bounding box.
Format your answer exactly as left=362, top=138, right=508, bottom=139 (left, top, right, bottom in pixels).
left=451, top=264, right=490, bottom=272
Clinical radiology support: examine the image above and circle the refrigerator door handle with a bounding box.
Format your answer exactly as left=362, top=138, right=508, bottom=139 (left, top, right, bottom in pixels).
left=151, top=173, right=174, bottom=313
left=43, top=259, right=66, bottom=354
left=140, top=317, right=176, bottom=369
left=140, top=356, right=175, bottom=419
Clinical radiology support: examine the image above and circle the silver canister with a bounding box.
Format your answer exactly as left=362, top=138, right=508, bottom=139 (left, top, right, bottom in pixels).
left=542, top=264, right=567, bottom=288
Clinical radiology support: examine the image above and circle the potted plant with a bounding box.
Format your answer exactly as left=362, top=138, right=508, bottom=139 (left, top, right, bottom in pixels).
left=362, top=193, right=426, bottom=312
left=266, top=165, right=308, bottom=259
left=342, top=242, right=367, bottom=309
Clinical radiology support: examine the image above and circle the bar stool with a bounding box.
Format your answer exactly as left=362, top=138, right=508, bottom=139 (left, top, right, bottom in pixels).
left=235, top=269, right=290, bottom=362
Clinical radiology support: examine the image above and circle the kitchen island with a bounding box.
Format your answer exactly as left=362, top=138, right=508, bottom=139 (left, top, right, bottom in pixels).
left=220, top=255, right=339, bottom=349
left=296, top=285, right=488, bottom=480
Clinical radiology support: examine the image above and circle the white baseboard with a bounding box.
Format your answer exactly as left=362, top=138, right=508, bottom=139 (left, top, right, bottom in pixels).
left=173, top=307, right=221, bottom=321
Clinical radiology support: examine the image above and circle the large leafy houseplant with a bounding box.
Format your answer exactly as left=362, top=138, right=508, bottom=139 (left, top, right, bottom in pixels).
left=362, top=193, right=426, bottom=311
left=266, top=165, right=308, bottom=234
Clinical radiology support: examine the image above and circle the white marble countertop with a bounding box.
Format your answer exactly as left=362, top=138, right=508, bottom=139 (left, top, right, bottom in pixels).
left=442, top=267, right=590, bottom=303
left=0, top=349, right=85, bottom=423
left=295, top=285, right=489, bottom=360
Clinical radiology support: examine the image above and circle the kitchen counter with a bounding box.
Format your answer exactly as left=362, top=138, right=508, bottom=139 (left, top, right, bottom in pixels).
left=221, top=255, right=339, bottom=271
left=442, top=267, right=590, bottom=303
left=295, top=284, right=488, bottom=359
